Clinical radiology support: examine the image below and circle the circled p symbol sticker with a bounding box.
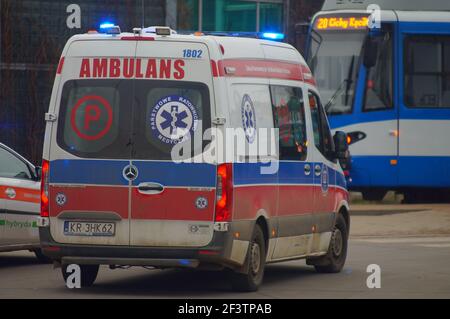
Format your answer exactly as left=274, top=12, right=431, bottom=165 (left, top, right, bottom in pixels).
left=70, top=95, right=113, bottom=141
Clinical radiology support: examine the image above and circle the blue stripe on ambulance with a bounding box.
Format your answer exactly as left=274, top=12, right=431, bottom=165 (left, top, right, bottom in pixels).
left=50, top=159, right=216, bottom=187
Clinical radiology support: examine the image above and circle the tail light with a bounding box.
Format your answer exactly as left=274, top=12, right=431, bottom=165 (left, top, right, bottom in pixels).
left=215, top=163, right=233, bottom=222
left=41, top=160, right=50, bottom=217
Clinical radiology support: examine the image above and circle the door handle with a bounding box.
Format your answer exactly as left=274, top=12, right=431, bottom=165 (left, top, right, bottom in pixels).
left=314, top=164, right=322, bottom=177
left=137, top=182, right=164, bottom=195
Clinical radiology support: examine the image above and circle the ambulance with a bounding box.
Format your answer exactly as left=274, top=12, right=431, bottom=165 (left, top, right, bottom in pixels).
left=39, top=25, right=350, bottom=291
left=0, top=143, right=48, bottom=261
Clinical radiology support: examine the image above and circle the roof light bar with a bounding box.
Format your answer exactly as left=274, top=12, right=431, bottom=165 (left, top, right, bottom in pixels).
left=189, top=31, right=285, bottom=41
left=99, top=22, right=121, bottom=35
left=261, top=32, right=285, bottom=40
left=100, top=23, right=115, bottom=29
left=142, top=26, right=177, bottom=36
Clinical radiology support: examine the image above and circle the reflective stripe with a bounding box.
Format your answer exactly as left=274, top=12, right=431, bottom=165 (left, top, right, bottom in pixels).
left=0, top=185, right=40, bottom=203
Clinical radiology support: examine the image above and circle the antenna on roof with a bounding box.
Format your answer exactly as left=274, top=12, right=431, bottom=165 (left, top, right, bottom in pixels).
left=141, top=0, right=145, bottom=28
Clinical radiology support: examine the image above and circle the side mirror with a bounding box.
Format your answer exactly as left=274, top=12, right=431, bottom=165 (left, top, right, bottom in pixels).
left=34, top=166, right=42, bottom=181
left=333, top=131, right=349, bottom=161
left=295, top=22, right=310, bottom=36
left=363, top=36, right=378, bottom=69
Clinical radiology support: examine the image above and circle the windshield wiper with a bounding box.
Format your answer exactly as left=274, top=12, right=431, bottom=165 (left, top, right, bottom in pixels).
left=308, top=29, right=323, bottom=69
left=344, top=55, right=356, bottom=106
left=324, top=55, right=356, bottom=113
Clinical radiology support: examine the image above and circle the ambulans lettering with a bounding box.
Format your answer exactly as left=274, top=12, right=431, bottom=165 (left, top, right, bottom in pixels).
left=79, top=58, right=185, bottom=79
left=93, top=58, right=107, bottom=77
left=150, top=95, right=199, bottom=145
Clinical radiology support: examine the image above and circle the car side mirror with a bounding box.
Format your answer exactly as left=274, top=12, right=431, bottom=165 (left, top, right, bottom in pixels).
left=333, top=131, right=349, bottom=161
left=34, top=166, right=42, bottom=181
left=295, top=21, right=310, bottom=36
left=363, top=36, right=378, bottom=69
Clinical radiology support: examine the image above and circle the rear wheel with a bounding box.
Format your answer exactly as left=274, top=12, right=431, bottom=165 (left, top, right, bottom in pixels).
left=61, top=264, right=99, bottom=288
left=230, top=224, right=266, bottom=292
left=33, top=249, right=52, bottom=264
left=307, top=213, right=348, bottom=273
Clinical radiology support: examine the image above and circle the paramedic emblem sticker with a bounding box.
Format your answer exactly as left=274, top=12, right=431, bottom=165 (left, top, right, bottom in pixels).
left=55, top=193, right=67, bottom=206
left=241, top=94, right=256, bottom=143
left=195, top=196, right=208, bottom=209
left=150, top=95, right=199, bottom=145
left=321, top=165, right=329, bottom=194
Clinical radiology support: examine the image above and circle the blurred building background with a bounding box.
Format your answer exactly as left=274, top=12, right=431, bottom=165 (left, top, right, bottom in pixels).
left=0, top=0, right=323, bottom=164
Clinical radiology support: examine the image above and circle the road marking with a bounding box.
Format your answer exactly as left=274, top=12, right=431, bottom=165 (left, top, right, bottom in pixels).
left=416, top=243, right=450, bottom=248
left=353, top=237, right=450, bottom=244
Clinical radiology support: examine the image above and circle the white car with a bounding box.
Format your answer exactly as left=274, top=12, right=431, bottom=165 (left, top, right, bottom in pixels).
left=0, top=143, right=48, bottom=262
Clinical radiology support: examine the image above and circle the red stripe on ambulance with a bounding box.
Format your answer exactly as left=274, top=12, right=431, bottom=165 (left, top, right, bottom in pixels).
left=212, top=59, right=304, bottom=81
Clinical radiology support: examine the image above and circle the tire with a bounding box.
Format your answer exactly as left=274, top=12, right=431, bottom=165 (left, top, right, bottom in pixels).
left=362, top=190, right=387, bottom=201
left=34, top=249, right=52, bottom=264
left=309, top=214, right=348, bottom=273
left=230, top=224, right=266, bottom=292
left=402, top=190, right=421, bottom=204
left=403, top=189, right=450, bottom=204
left=61, top=264, right=99, bottom=288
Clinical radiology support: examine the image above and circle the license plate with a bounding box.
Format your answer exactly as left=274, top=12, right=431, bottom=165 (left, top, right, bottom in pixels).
left=63, top=221, right=115, bottom=237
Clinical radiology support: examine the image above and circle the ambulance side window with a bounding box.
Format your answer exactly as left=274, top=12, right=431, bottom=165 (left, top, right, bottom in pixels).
left=270, top=85, right=307, bottom=161
left=0, top=147, right=32, bottom=180
left=309, top=91, right=335, bottom=162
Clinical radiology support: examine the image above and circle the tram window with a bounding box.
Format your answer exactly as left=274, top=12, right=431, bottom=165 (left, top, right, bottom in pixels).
left=404, top=35, right=450, bottom=108
left=363, top=31, right=393, bottom=111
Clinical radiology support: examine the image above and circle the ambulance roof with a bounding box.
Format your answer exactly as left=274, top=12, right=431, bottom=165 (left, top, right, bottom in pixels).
left=64, top=32, right=306, bottom=66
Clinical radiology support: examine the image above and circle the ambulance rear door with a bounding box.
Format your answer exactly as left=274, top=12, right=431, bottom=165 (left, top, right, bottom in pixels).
left=129, top=39, right=217, bottom=247
left=48, top=39, right=137, bottom=246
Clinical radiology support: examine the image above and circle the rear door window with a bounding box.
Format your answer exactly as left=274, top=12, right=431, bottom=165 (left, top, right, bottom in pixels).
left=57, top=79, right=132, bottom=159
left=133, top=81, right=211, bottom=160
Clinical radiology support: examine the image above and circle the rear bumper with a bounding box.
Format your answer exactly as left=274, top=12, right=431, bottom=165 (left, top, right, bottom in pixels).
left=39, top=222, right=252, bottom=269
left=61, top=257, right=200, bottom=268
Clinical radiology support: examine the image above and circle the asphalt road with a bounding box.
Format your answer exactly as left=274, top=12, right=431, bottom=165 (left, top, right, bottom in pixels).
left=1, top=236, right=450, bottom=299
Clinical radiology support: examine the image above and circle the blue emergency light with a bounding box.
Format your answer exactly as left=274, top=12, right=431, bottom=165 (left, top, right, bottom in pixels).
left=100, top=22, right=115, bottom=29
left=262, top=32, right=285, bottom=40
left=187, top=31, right=285, bottom=42
left=99, top=22, right=121, bottom=35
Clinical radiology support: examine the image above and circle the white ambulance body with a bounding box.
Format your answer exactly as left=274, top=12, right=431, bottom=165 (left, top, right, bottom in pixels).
left=39, top=27, right=350, bottom=291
